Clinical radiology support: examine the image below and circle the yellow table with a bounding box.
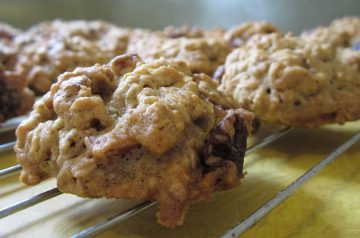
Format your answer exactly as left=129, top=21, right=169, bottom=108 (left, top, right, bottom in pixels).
left=0, top=122, right=359, bottom=238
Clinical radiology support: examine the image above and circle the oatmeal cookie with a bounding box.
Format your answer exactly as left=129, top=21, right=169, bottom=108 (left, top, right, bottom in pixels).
left=0, top=23, right=34, bottom=123
left=219, top=33, right=360, bottom=127
left=163, top=25, right=206, bottom=38
left=162, top=25, right=225, bottom=38
left=224, top=21, right=279, bottom=48
left=15, top=19, right=130, bottom=95
left=301, top=16, right=360, bottom=49
left=127, top=29, right=230, bottom=75
left=16, top=55, right=256, bottom=227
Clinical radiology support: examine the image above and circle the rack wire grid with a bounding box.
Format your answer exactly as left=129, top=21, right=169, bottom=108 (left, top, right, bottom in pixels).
left=0, top=115, right=359, bottom=238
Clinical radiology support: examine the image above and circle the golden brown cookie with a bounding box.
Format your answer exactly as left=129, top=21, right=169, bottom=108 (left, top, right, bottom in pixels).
left=162, top=24, right=206, bottom=38
left=15, top=19, right=130, bottom=95
left=162, top=25, right=225, bottom=38
left=15, top=54, right=256, bottom=227
left=219, top=33, right=360, bottom=127
left=301, top=16, right=360, bottom=49
left=0, top=22, right=34, bottom=123
left=127, top=28, right=230, bottom=75
left=224, top=21, right=279, bottom=48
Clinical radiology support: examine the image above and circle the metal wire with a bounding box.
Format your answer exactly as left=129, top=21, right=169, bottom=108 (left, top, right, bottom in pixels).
left=0, top=188, right=61, bottom=219
left=221, top=130, right=360, bottom=238
left=71, top=127, right=293, bottom=237
left=0, top=164, right=21, bottom=178
left=3, top=126, right=354, bottom=237
left=246, top=127, right=292, bottom=155
left=0, top=141, right=16, bottom=153
left=0, top=115, right=26, bottom=134
left=0, top=127, right=291, bottom=218
left=72, top=201, right=157, bottom=238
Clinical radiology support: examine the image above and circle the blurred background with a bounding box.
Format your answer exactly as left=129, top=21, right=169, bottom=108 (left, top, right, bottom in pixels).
left=0, top=0, right=359, bottom=33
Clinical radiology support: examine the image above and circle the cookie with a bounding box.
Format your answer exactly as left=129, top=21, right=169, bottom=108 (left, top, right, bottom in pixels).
left=15, top=54, right=256, bottom=227
left=127, top=29, right=230, bottom=75
left=301, top=16, right=360, bottom=49
left=0, top=22, right=34, bottom=123
left=163, top=24, right=225, bottom=39
left=163, top=24, right=206, bottom=38
left=219, top=33, right=360, bottom=127
left=14, top=19, right=130, bottom=94
left=224, top=21, right=279, bottom=48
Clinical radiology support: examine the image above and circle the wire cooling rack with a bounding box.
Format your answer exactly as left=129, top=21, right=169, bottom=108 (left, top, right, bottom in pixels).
left=0, top=115, right=359, bottom=238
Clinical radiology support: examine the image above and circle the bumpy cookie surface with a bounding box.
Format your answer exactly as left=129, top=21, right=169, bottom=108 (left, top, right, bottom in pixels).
left=16, top=54, right=256, bottom=227
left=220, top=33, right=360, bottom=127
left=127, top=29, right=230, bottom=76
left=15, top=20, right=130, bottom=94
left=162, top=25, right=225, bottom=39
left=224, top=21, right=279, bottom=48
left=301, top=16, right=360, bottom=49
left=0, top=22, right=34, bottom=123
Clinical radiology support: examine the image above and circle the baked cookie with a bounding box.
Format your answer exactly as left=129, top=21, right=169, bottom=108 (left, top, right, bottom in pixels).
left=0, top=23, right=34, bottom=123
left=163, top=25, right=225, bottom=39
left=14, top=19, right=130, bottom=94
left=127, top=29, right=230, bottom=75
left=301, top=16, right=360, bottom=48
left=219, top=33, right=360, bottom=127
left=15, top=55, right=257, bottom=227
left=163, top=25, right=206, bottom=38
left=224, top=21, right=279, bottom=48
left=330, top=16, right=360, bottom=42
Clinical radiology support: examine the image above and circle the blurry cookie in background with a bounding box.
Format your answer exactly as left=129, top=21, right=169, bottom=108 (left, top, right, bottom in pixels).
left=224, top=21, right=279, bottom=48
left=301, top=16, right=360, bottom=49
left=0, top=22, right=34, bottom=123
left=219, top=32, right=360, bottom=128
left=14, top=20, right=130, bottom=95
left=127, top=28, right=230, bottom=76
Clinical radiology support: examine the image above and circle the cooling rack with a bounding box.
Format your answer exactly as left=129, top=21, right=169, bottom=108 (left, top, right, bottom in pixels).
left=0, top=115, right=359, bottom=238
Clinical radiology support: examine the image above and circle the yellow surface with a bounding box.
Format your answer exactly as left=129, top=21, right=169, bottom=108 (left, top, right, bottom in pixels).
left=0, top=122, right=359, bottom=238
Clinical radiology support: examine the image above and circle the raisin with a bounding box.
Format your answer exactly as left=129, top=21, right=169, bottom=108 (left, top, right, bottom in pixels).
left=201, top=111, right=250, bottom=175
